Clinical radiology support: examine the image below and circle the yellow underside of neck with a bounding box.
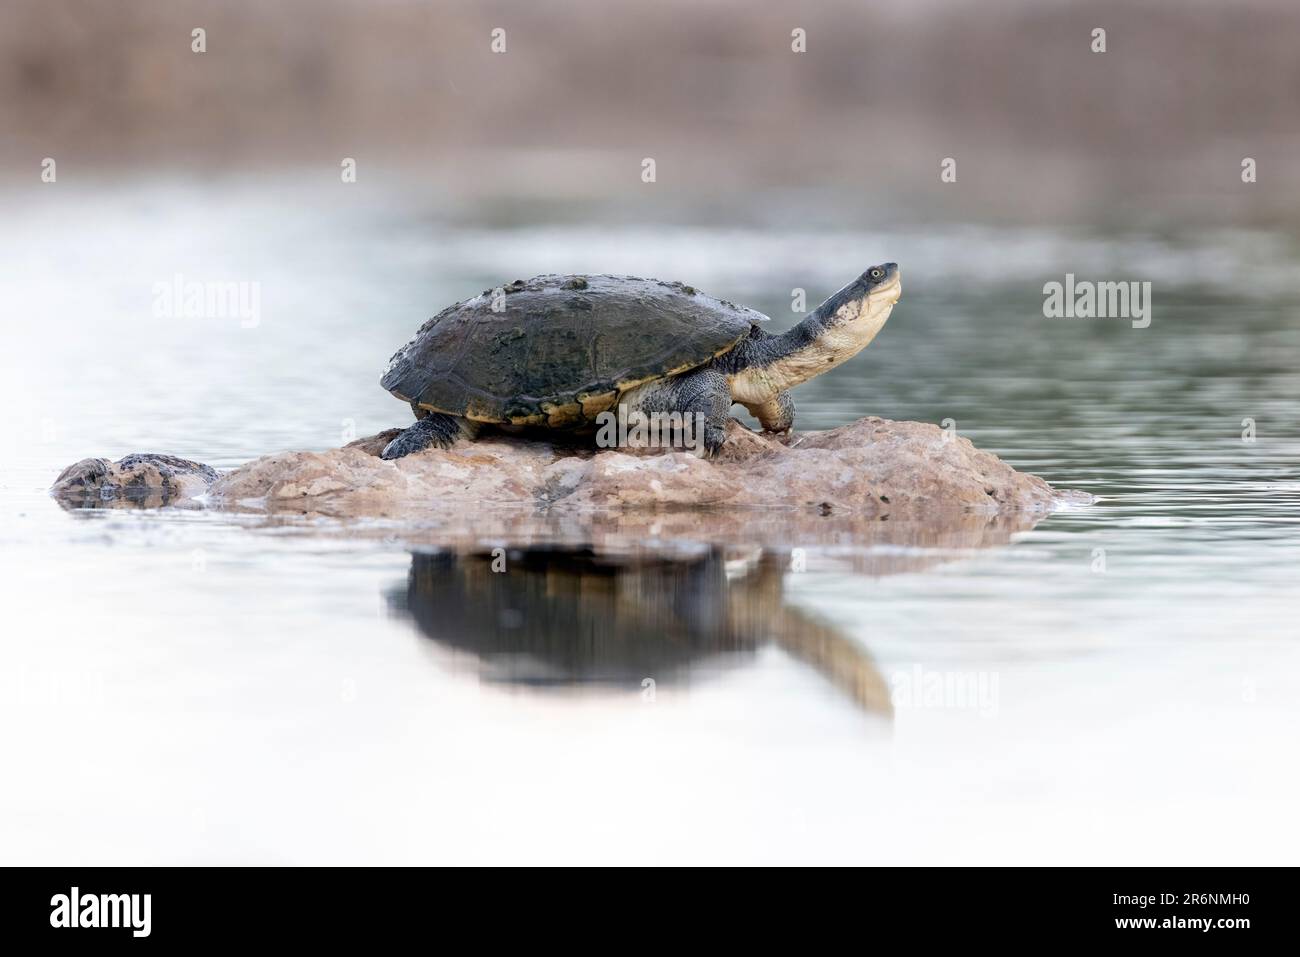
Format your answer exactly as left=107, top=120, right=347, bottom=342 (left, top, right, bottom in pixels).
left=730, top=302, right=894, bottom=401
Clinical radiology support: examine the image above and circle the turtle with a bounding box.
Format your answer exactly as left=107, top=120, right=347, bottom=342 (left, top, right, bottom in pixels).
left=378, top=263, right=901, bottom=459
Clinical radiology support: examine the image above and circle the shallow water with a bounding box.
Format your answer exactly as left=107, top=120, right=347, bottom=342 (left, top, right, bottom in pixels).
left=2, top=181, right=1298, bottom=864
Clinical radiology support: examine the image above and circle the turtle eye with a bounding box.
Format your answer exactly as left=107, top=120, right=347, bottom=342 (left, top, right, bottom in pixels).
left=869, top=267, right=884, bottom=281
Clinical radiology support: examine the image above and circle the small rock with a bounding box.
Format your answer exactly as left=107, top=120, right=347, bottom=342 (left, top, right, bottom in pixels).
left=50, top=453, right=219, bottom=508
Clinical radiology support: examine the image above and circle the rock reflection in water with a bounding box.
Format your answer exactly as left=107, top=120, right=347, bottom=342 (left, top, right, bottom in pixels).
left=388, top=546, right=893, bottom=715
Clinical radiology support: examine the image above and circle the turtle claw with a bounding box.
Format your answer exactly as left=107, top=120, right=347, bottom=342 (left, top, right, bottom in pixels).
left=700, top=426, right=727, bottom=458
left=380, top=413, right=462, bottom=460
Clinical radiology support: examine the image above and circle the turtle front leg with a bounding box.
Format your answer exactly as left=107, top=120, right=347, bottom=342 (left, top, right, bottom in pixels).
left=743, top=391, right=795, bottom=434
left=668, top=368, right=733, bottom=457
left=381, top=412, right=471, bottom=460
left=619, top=369, right=733, bottom=456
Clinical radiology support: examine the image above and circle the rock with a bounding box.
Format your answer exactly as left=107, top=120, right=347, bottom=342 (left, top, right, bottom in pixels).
left=210, top=417, right=1087, bottom=517
left=49, top=453, right=219, bottom=508
left=51, top=417, right=1092, bottom=520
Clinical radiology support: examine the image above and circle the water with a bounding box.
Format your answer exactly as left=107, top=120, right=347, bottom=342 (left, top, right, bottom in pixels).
left=2, top=180, right=1298, bottom=864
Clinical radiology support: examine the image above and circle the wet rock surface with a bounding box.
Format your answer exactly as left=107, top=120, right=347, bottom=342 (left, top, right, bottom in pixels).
left=50, top=416, right=1091, bottom=519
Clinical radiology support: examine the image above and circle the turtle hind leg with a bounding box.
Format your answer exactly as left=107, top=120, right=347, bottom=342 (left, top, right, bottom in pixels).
left=381, top=412, right=474, bottom=460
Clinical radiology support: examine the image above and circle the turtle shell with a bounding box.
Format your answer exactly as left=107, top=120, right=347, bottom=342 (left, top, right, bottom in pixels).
left=380, top=274, right=766, bottom=426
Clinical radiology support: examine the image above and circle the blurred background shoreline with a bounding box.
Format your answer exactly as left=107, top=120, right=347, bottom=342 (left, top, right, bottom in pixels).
left=4, top=0, right=1299, bottom=230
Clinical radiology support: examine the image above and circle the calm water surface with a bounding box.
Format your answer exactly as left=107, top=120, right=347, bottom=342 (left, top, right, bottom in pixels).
left=1, top=181, right=1297, bottom=863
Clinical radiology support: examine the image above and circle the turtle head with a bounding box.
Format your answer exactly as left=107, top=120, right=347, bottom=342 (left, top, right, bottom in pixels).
left=732, top=263, right=902, bottom=396
left=714, top=262, right=903, bottom=402
left=813, top=263, right=901, bottom=329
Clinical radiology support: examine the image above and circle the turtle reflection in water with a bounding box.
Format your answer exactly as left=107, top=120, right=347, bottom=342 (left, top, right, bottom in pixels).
left=387, top=547, right=891, bottom=715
